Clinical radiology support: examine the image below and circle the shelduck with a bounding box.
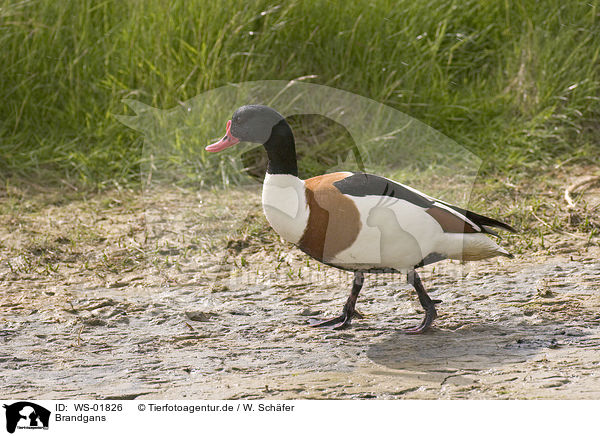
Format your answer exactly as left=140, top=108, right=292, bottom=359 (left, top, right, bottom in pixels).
left=206, top=105, right=516, bottom=333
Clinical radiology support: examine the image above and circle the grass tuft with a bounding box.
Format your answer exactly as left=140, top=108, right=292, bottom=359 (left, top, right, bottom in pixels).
left=1, top=0, right=598, bottom=187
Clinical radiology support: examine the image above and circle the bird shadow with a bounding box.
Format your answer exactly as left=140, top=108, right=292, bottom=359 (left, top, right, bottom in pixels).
left=367, top=322, right=571, bottom=375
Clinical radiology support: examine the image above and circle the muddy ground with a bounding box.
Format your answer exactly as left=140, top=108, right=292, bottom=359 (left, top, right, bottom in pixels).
left=1, top=170, right=599, bottom=399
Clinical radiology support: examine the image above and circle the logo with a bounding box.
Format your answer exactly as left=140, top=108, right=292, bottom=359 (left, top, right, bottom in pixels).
left=3, top=402, right=50, bottom=434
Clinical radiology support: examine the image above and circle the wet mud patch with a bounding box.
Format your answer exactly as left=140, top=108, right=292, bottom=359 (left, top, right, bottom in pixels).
left=1, top=179, right=600, bottom=399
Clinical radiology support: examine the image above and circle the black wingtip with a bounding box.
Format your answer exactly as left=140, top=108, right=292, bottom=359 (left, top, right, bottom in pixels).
left=464, top=210, right=518, bottom=234
left=497, top=221, right=518, bottom=234
left=494, top=224, right=518, bottom=234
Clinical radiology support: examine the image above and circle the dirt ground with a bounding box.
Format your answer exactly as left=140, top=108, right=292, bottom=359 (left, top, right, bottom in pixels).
left=1, top=170, right=599, bottom=399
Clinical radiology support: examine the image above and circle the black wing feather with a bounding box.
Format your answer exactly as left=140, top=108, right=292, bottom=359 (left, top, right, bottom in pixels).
left=334, top=172, right=517, bottom=234
left=440, top=203, right=518, bottom=233
left=333, top=173, right=433, bottom=208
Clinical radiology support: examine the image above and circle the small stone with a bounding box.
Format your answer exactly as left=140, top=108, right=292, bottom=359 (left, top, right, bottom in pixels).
left=83, top=317, right=107, bottom=326
left=185, top=311, right=215, bottom=322
left=300, top=308, right=320, bottom=317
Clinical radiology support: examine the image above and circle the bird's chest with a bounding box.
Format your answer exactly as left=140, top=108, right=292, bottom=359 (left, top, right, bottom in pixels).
left=261, top=174, right=309, bottom=244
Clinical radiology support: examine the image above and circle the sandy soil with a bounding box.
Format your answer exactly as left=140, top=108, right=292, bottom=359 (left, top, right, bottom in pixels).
left=1, top=176, right=599, bottom=399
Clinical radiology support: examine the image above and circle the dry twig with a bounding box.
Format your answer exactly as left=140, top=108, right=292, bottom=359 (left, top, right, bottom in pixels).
left=564, top=176, right=600, bottom=209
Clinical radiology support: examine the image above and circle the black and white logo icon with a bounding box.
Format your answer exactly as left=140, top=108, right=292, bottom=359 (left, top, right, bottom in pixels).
left=3, top=402, right=50, bottom=434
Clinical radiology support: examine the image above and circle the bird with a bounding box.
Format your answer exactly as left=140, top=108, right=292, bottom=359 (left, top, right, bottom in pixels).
left=205, top=105, right=516, bottom=333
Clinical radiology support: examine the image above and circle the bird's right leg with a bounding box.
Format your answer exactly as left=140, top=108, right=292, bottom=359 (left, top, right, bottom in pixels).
left=309, top=271, right=364, bottom=330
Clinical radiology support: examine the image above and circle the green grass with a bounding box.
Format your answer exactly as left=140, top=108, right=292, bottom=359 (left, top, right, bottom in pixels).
left=1, top=0, right=599, bottom=188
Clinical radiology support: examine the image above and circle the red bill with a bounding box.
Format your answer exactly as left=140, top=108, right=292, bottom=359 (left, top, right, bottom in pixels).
left=205, top=120, right=240, bottom=152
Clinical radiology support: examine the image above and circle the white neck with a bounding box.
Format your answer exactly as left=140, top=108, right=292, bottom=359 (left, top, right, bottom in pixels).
left=262, top=174, right=309, bottom=244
